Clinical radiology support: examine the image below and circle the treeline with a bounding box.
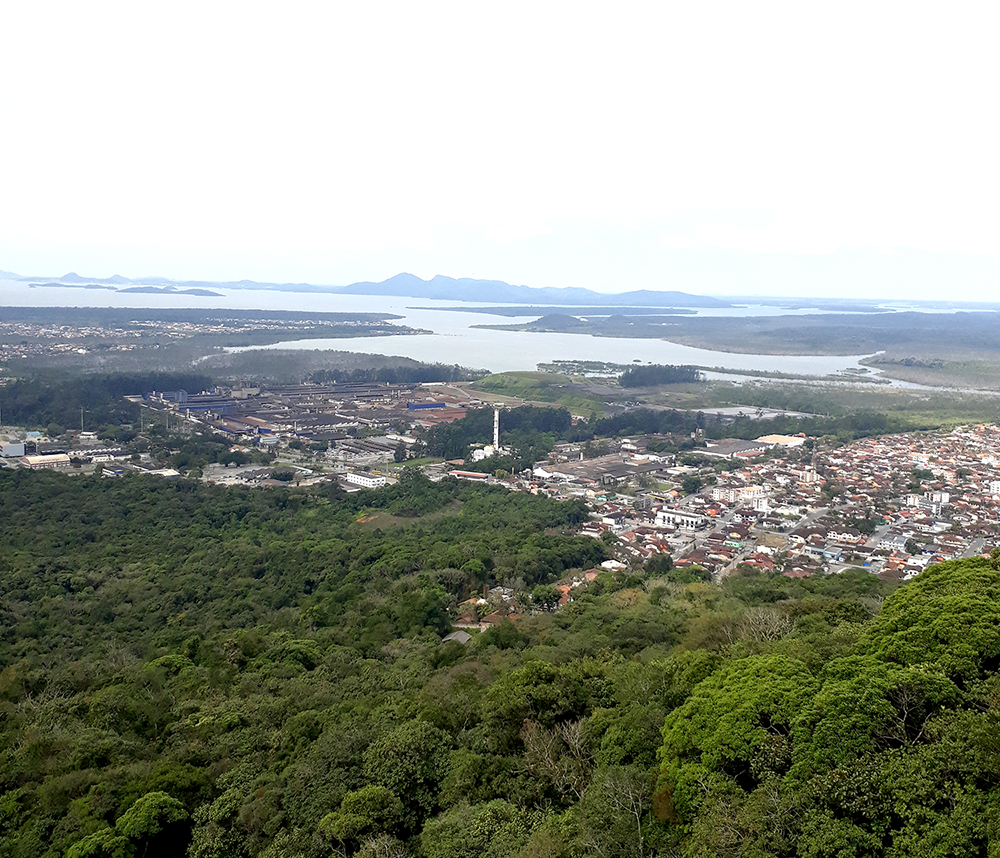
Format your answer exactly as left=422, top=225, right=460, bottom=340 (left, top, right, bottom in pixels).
left=618, top=364, right=702, bottom=387
left=583, top=408, right=703, bottom=439
left=587, top=406, right=926, bottom=444
left=308, top=363, right=485, bottom=385
left=0, top=469, right=616, bottom=857
left=0, top=372, right=212, bottom=433
left=704, top=408, right=926, bottom=445
left=0, top=469, right=595, bottom=665
left=0, top=368, right=491, bottom=435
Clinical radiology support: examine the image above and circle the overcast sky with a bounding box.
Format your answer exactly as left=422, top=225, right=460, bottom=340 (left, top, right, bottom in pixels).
left=2, top=2, right=998, bottom=299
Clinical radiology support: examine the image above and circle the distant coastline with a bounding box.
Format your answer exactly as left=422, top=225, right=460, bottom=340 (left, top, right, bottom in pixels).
left=12, top=270, right=730, bottom=308
left=30, top=282, right=117, bottom=291
left=30, top=282, right=223, bottom=297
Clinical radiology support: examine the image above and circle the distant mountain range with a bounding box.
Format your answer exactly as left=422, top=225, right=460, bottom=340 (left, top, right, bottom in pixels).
left=0, top=269, right=730, bottom=308
left=338, top=273, right=730, bottom=307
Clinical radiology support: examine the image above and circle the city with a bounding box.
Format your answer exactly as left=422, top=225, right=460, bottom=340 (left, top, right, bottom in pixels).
left=4, top=381, right=997, bottom=592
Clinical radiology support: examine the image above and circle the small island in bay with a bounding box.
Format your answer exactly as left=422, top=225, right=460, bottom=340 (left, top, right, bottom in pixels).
left=118, top=285, right=224, bottom=296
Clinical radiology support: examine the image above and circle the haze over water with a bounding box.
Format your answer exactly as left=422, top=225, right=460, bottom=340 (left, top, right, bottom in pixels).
left=0, top=278, right=876, bottom=377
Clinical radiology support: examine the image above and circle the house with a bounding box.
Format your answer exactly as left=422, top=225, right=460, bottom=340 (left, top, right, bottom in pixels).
left=479, top=608, right=517, bottom=631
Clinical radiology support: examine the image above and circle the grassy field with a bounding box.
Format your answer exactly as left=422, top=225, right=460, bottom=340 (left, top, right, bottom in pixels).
left=354, top=499, right=465, bottom=530
left=472, top=372, right=608, bottom=415
left=860, top=358, right=1000, bottom=390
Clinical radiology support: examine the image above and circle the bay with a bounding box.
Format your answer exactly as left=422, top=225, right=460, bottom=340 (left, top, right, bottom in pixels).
left=0, top=279, right=875, bottom=376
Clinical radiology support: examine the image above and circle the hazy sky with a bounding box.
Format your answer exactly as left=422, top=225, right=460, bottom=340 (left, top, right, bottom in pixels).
left=2, top=2, right=998, bottom=299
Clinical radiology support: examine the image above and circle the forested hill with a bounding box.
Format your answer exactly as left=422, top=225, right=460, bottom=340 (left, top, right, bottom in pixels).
left=1, top=469, right=1000, bottom=856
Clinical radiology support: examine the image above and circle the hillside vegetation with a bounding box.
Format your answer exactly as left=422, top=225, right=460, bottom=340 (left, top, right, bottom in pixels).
left=2, top=468, right=1000, bottom=855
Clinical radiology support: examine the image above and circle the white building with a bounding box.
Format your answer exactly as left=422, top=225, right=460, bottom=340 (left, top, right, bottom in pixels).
left=655, top=508, right=708, bottom=530
left=712, top=486, right=765, bottom=504
left=755, top=434, right=806, bottom=448
left=344, top=471, right=386, bottom=489
left=20, top=453, right=71, bottom=470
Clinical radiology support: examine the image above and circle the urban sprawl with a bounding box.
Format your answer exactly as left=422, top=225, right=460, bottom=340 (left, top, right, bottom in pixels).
left=3, top=382, right=998, bottom=612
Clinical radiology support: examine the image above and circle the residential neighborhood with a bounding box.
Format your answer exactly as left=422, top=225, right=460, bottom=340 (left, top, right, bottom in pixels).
left=4, top=381, right=999, bottom=590
left=545, top=424, right=1000, bottom=584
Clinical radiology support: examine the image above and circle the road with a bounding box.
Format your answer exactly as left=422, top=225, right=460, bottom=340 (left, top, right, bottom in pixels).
left=963, top=538, right=987, bottom=558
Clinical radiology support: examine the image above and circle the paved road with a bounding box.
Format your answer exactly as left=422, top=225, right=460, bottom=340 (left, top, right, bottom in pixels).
left=963, top=537, right=987, bottom=558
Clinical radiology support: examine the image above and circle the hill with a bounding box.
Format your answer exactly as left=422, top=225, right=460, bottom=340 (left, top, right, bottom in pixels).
left=2, top=267, right=730, bottom=307
left=3, top=461, right=1000, bottom=856
left=340, top=272, right=730, bottom=307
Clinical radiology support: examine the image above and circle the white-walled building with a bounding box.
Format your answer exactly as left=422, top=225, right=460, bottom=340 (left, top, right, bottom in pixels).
left=344, top=471, right=386, bottom=489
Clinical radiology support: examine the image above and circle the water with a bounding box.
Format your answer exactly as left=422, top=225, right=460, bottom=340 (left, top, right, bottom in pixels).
left=0, top=278, right=900, bottom=377
left=237, top=327, right=874, bottom=376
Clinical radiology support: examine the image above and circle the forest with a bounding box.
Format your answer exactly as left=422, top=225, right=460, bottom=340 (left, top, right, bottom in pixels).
left=0, top=373, right=213, bottom=434
left=1, top=467, right=999, bottom=857
left=618, top=366, right=703, bottom=388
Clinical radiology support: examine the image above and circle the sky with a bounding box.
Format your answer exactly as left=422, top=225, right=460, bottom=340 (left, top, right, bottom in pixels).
left=2, top=2, right=999, bottom=300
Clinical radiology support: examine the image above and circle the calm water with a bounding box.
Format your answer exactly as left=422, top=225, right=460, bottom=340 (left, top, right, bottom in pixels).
left=0, top=279, right=879, bottom=376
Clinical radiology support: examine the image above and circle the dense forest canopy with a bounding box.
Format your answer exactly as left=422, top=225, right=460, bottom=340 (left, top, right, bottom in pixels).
left=1, top=465, right=998, bottom=856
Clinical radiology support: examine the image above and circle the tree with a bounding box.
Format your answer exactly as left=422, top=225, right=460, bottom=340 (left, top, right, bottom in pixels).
left=532, top=584, right=562, bottom=612
left=858, top=555, right=1000, bottom=684
left=659, top=655, right=819, bottom=822
left=357, top=835, right=413, bottom=858
left=319, top=785, right=404, bottom=847
left=577, top=766, right=653, bottom=858
left=419, top=800, right=541, bottom=858
left=682, top=475, right=702, bottom=495
left=65, top=829, right=132, bottom=858
left=793, top=655, right=961, bottom=774
left=67, top=792, right=189, bottom=858
left=644, top=553, right=673, bottom=576
left=115, top=792, right=190, bottom=858
left=363, top=722, right=451, bottom=831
